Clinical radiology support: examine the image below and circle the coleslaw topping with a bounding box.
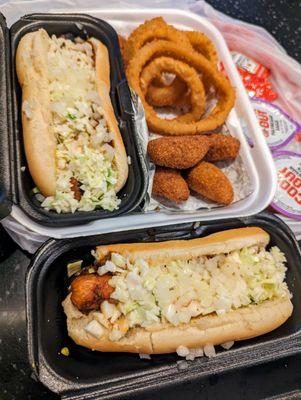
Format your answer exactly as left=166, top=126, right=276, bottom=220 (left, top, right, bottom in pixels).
left=41, top=35, right=120, bottom=213
left=91, top=245, right=289, bottom=340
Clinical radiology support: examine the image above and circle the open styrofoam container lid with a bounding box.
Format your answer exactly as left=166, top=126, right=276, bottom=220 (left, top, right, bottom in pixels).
left=1, top=7, right=277, bottom=247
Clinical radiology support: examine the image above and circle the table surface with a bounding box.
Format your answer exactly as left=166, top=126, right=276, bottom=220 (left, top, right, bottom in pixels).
left=1, top=1, right=301, bottom=399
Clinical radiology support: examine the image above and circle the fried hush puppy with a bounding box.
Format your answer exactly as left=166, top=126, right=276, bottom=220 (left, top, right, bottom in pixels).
left=186, top=161, right=234, bottom=205
left=147, top=136, right=210, bottom=169
left=205, top=134, right=240, bottom=162
left=152, top=167, right=190, bottom=202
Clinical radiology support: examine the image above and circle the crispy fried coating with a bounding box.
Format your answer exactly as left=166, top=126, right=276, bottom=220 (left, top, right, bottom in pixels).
left=152, top=167, right=190, bottom=202
left=146, top=75, right=188, bottom=107
left=205, top=134, right=240, bottom=162
left=141, top=57, right=206, bottom=123
left=148, top=136, right=210, bottom=169
left=184, top=30, right=218, bottom=65
left=71, top=274, right=114, bottom=313
left=186, top=161, right=234, bottom=205
left=126, top=40, right=236, bottom=135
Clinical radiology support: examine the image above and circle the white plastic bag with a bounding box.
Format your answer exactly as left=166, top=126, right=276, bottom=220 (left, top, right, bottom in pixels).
left=190, top=1, right=301, bottom=126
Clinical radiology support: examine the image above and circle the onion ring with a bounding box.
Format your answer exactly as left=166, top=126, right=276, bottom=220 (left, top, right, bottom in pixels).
left=184, top=31, right=218, bottom=65
left=146, top=75, right=187, bottom=107
left=140, top=57, right=206, bottom=122
left=126, top=40, right=235, bottom=135
left=125, top=17, right=193, bottom=64
left=125, top=17, right=193, bottom=106
left=124, top=19, right=219, bottom=108
left=144, top=29, right=218, bottom=107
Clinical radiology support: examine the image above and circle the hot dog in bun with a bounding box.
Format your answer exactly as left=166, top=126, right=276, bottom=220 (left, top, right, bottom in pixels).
left=16, top=29, right=128, bottom=213
left=63, top=227, right=292, bottom=354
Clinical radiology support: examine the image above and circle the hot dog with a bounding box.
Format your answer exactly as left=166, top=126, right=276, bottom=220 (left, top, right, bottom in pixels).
left=16, top=29, right=128, bottom=213
left=62, top=227, right=293, bottom=354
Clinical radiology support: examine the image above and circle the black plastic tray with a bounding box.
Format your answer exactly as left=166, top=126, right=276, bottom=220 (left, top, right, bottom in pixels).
left=0, top=14, right=13, bottom=220
left=26, top=213, right=301, bottom=399
left=8, top=13, right=148, bottom=227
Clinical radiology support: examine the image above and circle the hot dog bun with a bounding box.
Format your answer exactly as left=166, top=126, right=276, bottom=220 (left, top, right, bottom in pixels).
left=95, top=227, right=270, bottom=265
left=62, top=227, right=293, bottom=354
left=63, top=294, right=292, bottom=354
left=16, top=29, right=56, bottom=196
left=16, top=29, right=128, bottom=198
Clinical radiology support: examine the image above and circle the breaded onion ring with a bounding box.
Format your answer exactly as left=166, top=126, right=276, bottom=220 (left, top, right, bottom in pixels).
left=125, top=17, right=193, bottom=64
left=184, top=30, right=218, bottom=65
left=140, top=57, right=206, bottom=123
left=126, top=40, right=235, bottom=135
left=146, top=76, right=187, bottom=107
left=145, top=29, right=218, bottom=107
left=125, top=18, right=193, bottom=106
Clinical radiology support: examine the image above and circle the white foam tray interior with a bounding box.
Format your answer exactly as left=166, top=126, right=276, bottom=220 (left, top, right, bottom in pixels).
left=11, top=8, right=277, bottom=238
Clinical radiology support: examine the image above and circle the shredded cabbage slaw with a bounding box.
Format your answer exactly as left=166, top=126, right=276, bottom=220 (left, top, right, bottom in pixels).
left=89, top=245, right=290, bottom=342
left=40, top=35, right=120, bottom=213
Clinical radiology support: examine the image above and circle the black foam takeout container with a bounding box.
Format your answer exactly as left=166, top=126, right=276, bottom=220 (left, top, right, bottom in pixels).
left=26, top=213, right=301, bottom=399
left=5, top=13, right=147, bottom=226
left=0, top=14, right=12, bottom=220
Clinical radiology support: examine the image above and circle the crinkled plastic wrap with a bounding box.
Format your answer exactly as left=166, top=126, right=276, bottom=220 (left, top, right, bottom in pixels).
left=2, top=215, right=49, bottom=253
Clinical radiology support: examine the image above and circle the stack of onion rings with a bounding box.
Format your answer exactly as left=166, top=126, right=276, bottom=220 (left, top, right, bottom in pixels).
left=124, top=17, right=194, bottom=107
left=184, top=30, right=218, bottom=65
left=140, top=57, right=206, bottom=123
left=123, top=17, right=235, bottom=135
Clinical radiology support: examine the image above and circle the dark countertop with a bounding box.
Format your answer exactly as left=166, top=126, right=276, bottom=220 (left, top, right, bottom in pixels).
left=207, top=0, right=301, bottom=63
left=1, top=1, right=301, bottom=399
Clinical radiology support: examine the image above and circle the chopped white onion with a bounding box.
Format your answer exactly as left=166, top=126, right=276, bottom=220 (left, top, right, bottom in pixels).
left=101, top=301, right=117, bottom=320
left=204, top=344, right=216, bottom=358
left=98, top=261, right=117, bottom=276
left=93, top=312, right=110, bottom=329
left=176, top=346, right=204, bottom=361
left=193, top=347, right=204, bottom=357
left=40, top=35, right=121, bottom=214
left=109, top=329, right=123, bottom=341
left=126, top=271, right=142, bottom=289
left=67, top=260, right=82, bottom=278
left=139, top=353, right=151, bottom=360
left=84, top=320, right=104, bottom=339
left=176, top=345, right=190, bottom=357
left=220, top=341, right=234, bottom=350
left=111, top=253, right=126, bottom=269
left=110, top=308, right=121, bottom=324
left=106, top=245, right=289, bottom=338
left=22, top=101, right=32, bottom=119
